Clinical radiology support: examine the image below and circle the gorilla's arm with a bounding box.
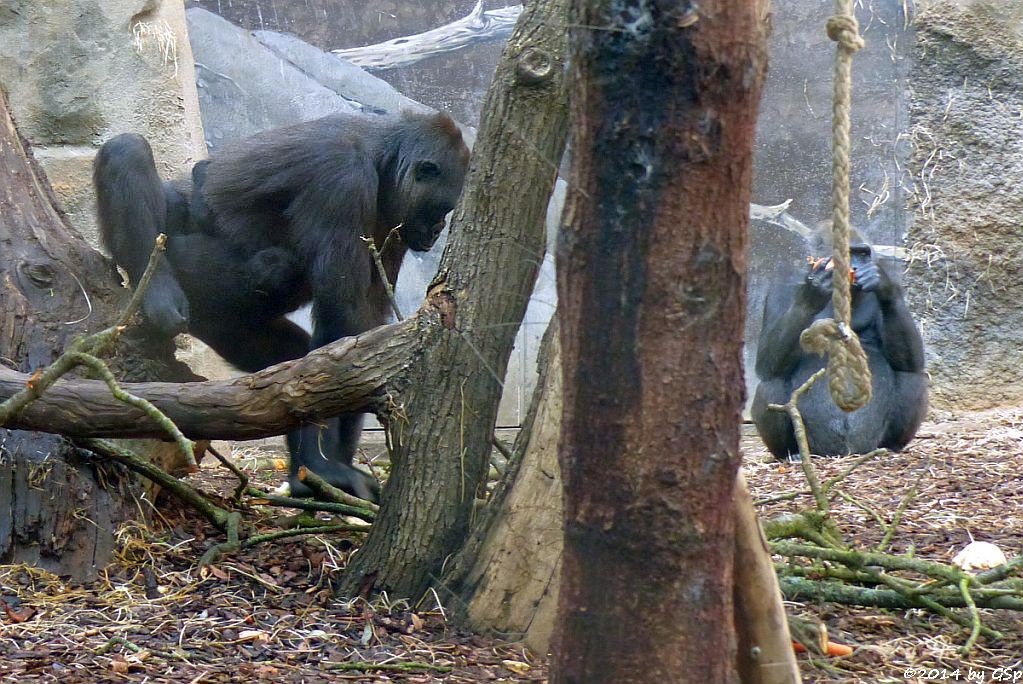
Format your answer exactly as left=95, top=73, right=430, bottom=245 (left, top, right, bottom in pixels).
left=287, top=157, right=384, bottom=347
left=754, top=267, right=832, bottom=380
left=874, top=263, right=925, bottom=373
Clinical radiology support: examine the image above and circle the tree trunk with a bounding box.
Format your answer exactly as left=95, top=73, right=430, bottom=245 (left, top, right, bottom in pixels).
left=336, top=0, right=570, bottom=600
left=447, top=325, right=800, bottom=681
left=552, top=1, right=769, bottom=681
left=441, top=319, right=563, bottom=650
left=0, top=89, right=197, bottom=578
left=733, top=471, right=801, bottom=683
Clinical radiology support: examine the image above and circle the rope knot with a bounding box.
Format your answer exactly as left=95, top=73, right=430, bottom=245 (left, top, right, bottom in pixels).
left=826, top=15, right=865, bottom=53
left=800, top=318, right=873, bottom=412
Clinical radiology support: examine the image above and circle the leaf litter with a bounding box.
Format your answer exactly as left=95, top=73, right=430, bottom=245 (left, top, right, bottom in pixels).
left=1, top=407, right=1021, bottom=682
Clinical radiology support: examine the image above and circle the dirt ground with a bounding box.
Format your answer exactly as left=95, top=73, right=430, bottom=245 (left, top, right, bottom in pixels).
left=745, top=407, right=1023, bottom=683
left=0, top=410, right=1021, bottom=683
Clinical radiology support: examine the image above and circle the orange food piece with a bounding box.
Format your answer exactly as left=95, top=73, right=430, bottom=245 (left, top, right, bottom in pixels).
left=791, top=640, right=854, bottom=657
left=826, top=642, right=854, bottom=657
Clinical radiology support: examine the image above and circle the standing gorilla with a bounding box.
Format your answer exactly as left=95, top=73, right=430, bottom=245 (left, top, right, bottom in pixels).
left=751, top=237, right=927, bottom=458
left=94, top=111, right=470, bottom=501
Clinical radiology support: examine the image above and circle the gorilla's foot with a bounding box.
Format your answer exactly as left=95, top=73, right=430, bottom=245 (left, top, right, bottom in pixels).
left=288, top=462, right=381, bottom=503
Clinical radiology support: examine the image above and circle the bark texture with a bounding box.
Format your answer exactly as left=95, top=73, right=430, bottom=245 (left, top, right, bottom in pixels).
left=0, top=318, right=422, bottom=441
left=553, top=1, right=770, bottom=681
left=337, top=0, right=570, bottom=600
left=734, top=471, right=801, bottom=683
left=0, top=89, right=196, bottom=578
left=441, top=320, right=563, bottom=650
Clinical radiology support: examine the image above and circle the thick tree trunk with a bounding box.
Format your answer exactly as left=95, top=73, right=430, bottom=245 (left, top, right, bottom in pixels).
left=552, top=1, right=770, bottom=681
left=447, top=323, right=799, bottom=681
left=0, top=89, right=197, bottom=578
left=441, top=320, right=563, bottom=650
left=336, top=0, right=570, bottom=600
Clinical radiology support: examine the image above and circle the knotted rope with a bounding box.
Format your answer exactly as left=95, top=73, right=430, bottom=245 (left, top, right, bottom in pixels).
left=799, top=2, right=872, bottom=412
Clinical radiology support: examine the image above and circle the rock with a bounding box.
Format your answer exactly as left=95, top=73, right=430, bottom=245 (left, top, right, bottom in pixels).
left=905, top=1, right=1023, bottom=409
left=0, top=0, right=204, bottom=248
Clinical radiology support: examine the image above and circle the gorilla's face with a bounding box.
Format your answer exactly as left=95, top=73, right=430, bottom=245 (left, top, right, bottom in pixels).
left=398, top=155, right=467, bottom=252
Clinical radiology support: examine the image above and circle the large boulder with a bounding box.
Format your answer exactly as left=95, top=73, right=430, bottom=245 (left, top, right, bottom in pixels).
left=187, top=7, right=431, bottom=152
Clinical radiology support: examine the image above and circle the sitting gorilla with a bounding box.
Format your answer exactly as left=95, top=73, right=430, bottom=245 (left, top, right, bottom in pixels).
left=751, top=235, right=928, bottom=458
left=93, top=111, right=470, bottom=501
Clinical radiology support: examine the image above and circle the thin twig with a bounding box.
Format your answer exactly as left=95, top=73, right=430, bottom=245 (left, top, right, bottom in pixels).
left=324, top=661, right=452, bottom=674
left=834, top=488, right=888, bottom=530
left=298, top=466, right=381, bottom=511
left=207, top=444, right=249, bottom=502
left=240, top=524, right=368, bottom=549
left=245, top=488, right=376, bottom=523
left=198, top=511, right=243, bottom=568
left=754, top=489, right=809, bottom=506
left=767, top=368, right=831, bottom=516
left=959, top=577, right=983, bottom=655
left=822, top=448, right=886, bottom=493
left=361, top=233, right=403, bottom=321
left=80, top=438, right=232, bottom=531
left=111, top=233, right=171, bottom=336
left=876, top=457, right=928, bottom=552
left=69, top=352, right=195, bottom=470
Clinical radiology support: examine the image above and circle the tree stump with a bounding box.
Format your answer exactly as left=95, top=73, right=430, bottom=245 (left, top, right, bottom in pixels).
left=0, top=90, right=197, bottom=579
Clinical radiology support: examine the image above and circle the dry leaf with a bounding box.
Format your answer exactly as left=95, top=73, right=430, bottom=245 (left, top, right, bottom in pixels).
left=238, top=629, right=271, bottom=645
left=2, top=603, right=34, bottom=623
left=502, top=660, right=531, bottom=675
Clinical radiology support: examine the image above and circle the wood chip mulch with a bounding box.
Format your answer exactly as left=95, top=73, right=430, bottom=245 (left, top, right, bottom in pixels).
left=0, top=407, right=1021, bottom=683
left=745, top=406, right=1023, bottom=683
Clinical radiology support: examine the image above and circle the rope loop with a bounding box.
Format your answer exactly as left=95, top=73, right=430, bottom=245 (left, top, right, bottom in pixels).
left=826, top=15, right=865, bottom=53
left=800, top=319, right=873, bottom=412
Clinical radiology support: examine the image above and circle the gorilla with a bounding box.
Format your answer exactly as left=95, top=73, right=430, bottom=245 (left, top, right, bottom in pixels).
left=94, top=111, right=470, bottom=501
left=751, top=236, right=928, bottom=458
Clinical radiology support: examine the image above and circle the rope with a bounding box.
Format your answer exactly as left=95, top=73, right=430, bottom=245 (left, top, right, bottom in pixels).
left=800, top=2, right=872, bottom=412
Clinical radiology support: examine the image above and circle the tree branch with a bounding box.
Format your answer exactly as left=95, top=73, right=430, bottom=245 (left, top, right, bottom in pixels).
left=331, top=1, right=521, bottom=71
left=0, top=314, right=433, bottom=441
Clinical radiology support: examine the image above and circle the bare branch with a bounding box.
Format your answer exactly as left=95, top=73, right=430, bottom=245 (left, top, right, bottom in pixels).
left=0, top=315, right=431, bottom=441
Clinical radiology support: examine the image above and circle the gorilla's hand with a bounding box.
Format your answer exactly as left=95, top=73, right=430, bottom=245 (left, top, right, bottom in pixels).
left=870, top=261, right=904, bottom=304
left=142, top=272, right=190, bottom=336
left=799, top=260, right=834, bottom=311
left=853, top=259, right=881, bottom=293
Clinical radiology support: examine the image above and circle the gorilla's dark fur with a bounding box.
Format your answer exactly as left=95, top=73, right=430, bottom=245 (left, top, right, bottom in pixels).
left=94, top=111, right=470, bottom=500
left=751, top=232, right=927, bottom=458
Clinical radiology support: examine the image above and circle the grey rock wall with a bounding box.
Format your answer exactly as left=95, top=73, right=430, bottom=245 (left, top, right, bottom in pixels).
left=905, top=1, right=1023, bottom=409
left=0, top=0, right=205, bottom=247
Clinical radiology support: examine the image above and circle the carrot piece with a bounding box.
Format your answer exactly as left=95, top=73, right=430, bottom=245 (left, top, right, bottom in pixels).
left=791, top=641, right=853, bottom=657
left=825, top=642, right=854, bottom=657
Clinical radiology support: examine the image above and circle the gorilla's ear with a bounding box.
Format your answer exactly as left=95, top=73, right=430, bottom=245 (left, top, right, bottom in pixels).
left=414, top=160, right=441, bottom=181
